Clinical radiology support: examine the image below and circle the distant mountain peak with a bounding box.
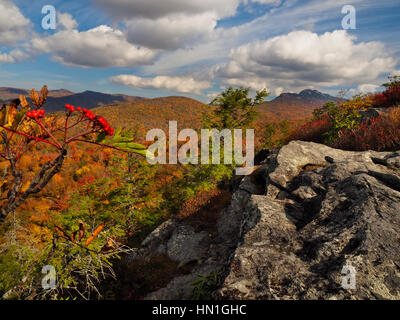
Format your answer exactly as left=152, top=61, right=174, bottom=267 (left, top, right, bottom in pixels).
left=299, top=89, right=321, bottom=95
left=258, top=88, right=342, bottom=120
left=299, top=89, right=339, bottom=100
left=276, top=89, right=340, bottom=101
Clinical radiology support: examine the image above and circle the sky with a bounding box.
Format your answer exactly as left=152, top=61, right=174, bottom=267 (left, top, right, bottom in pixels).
left=0, top=0, right=399, bottom=102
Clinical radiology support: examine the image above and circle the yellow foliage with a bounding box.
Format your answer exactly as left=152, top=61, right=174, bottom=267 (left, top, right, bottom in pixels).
left=0, top=179, right=7, bottom=189
left=21, top=180, right=31, bottom=193
left=75, top=165, right=92, bottom=176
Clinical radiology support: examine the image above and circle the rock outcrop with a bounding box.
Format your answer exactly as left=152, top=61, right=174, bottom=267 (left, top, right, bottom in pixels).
left=128, top=141, right=400, bottom=300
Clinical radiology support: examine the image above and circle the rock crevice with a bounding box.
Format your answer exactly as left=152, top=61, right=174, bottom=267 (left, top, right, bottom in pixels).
left=128, top=141, right=400, bottom=300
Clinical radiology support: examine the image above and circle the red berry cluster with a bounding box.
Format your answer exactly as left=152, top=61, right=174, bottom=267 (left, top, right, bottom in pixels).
left=65, top=104, right=75, bottom=113
left=65, top=104, right=114, bottom=136
left=27, top=109, right=45, bottom=119
left=96, top=116, right=114, bottom=136
left=82, top=108, right=96, bottom=121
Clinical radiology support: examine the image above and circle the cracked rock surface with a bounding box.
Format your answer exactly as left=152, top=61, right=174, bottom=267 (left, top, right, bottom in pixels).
left=128, top=141, right=400, bottom=300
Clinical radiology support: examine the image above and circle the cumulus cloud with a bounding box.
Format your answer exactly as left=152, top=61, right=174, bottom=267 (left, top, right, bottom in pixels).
left=31, top=25, right=158, bottom=68
left=222, top=77, right=270, bottom=91
left=125, top=12, right=219, bottom=50
left=0, top=49, right=28, bottom=64
left=93, top=0, right=239, bottom=19
left=57, top=12, right=78, bottom=30
left=243, top=0, right=282, bottom=5
left=93, top=0, right=243, bottom=50
left=217, top=30, right=396, bottom=93
left=357, top=84, right=381, bottom=93
left=0, top=0, right=31, bottom=45
left=206, top=91, right=221, bottom=101
left=109, top=74, right=211, bottom=94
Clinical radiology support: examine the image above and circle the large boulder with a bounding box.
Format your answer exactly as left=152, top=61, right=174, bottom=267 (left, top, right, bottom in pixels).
left=128, top=141, right=400, bottom=300
left=218, top=141, right=400, bottom=300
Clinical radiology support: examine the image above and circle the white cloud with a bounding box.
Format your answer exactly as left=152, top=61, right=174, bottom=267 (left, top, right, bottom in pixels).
left=57, top=12, right=78, bottom=30
left=140, top=0, right=374, bottom=74
left=222, top=77, right=270, bottom=92
left=0, top=49, right=28, bottom=64
left=274, top=87, right=284, bottom=96
left=93, top=0, right=239, bottom=19
left=31, top=25, right=158, bottom=68
left=0, top=0, right=31, bottom=45
left=206, top=91, right=221, bottom=101
left=357, top=84, right=380, bottom=93
left=93, top=0, right=243, bottom=50
left=244, top=0, right=282, bottom=4
left=125, top=12, right=219, bottom=50
left=92, top=0, right=285, bottom=50
left=217, top=30, right=396, bottom=93
left=109, top=74, right=211, bottom=94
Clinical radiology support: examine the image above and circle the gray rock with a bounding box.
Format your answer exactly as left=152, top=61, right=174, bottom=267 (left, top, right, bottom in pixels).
left=127, top=141, right=400, bottom=300
left=166, top=225, right=209, bottom=267
left=218, top=141, right=400, bottom=300
left=292, top=186, right=317, bottom=200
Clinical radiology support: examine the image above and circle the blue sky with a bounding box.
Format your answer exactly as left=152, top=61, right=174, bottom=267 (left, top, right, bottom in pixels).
left=0, top=0, right=399, bottom=102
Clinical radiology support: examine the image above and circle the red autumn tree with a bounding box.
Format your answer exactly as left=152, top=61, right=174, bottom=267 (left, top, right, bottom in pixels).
left=0, top=86, right=147, bottom=224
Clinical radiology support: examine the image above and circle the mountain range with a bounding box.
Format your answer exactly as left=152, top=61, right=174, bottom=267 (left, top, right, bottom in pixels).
left=0, top=87, right=340, bottom=122
left=0, top=87, right=142, bottom=112
left=0, top=87, right=74, bottom=100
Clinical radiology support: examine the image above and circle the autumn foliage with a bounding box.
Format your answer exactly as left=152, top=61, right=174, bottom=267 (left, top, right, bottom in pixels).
left=286, top=77, right=400, bottom=151
left=333, top=108, right=400, bottom=151
left=287, top=119, right=331, bottom=144
left=0, top=86, right=151, bottom=299
left=371, top=81, right=400, bottom=109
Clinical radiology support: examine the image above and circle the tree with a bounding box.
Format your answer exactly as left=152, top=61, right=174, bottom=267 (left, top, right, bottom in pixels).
left=0, top=86, right=147, bottom=225
left=204, top=87, right=269, bottom=129
left=262, top=120, right=291, bottom=149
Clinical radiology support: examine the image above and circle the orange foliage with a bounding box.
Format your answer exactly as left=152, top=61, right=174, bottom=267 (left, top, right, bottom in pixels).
left=85, top=223, right=105, bottom=246
left=93, top=96, right=210, bottom=132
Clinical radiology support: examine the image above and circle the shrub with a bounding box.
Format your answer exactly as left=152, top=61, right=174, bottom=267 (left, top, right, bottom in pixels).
left=333, top=107, right=400, bottom=151
left=288, top=94, right=372, bottom=145
left=286, top=119, right=331, bottom=144
left=191, top=271, right=222, bottom=300
left=372, top=82, right=400, bottom=109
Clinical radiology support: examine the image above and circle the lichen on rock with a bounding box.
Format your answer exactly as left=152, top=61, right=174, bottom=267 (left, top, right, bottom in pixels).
left=127, top=141, right=400, bottom=300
